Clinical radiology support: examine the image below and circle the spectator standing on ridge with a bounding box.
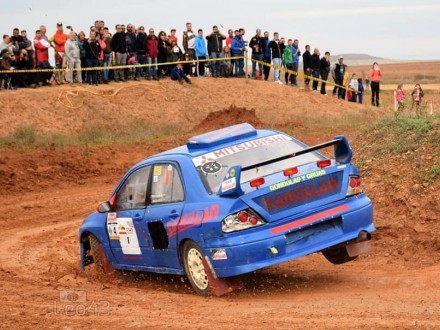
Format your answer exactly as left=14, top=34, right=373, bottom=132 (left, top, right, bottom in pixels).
left=226, top=29, right=233, bottom=47
left=291, top=39, right=300, bottom=86
left=249, top=29, right=265, bottom=79
left=146, top=28, right=159, bottom=81
left=34, top=29, right=53, bottom=85
left=158, top=31, right=171, bottom=78
left=168, top=29, right=178, bottom=44
left=77, top=31, right=87, bottom=83
left=53, top=22, right=68, bottom=83
left=0, top=35, right=17, bottom=54
left=39, top=25, right=48, bottom=41
left=311, top=48, right=320, bottom=92
left=320, top=51, right=330, bottom=95
left=65, top=31, right=82, bottom=85
left=20, top=30, right=34, bottom=61
left=395, top=84, right=405, bottom=112
left=111, top=24, right=127, bottom=82
left=135, top=26, right=148, bottom=80
left=269, top=32, right=284, bottom=84
left=370, top=62, right=382, bottom=107
left=206, top=25, right=226, bottom=78
left=302, top=45, right=312, bottom=89
left=334, top=56, right=347, bottom=100
left=365, top=78, right=370, bottom=90
left=183, top=22, right=196, bottom=60
left=357, top=78, right=364, bottom=104
left=348, top=73, right=359, bottom=102
left=411, top=83, right=424, bottom=116
left=283, top=39, right=294, bottom=85
left=84, top=30, right=101, bottom=86
left=195, top=29, right=207, bottom=77
left=10, top=28, right=23, bottom=58
left=102, top=27, right=112, bottom=83
left=231, top=30, right=245, bottom=77
left=262, top=31, right=271, bottom=81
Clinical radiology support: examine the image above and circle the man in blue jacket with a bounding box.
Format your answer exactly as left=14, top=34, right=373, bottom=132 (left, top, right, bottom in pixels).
left=291, top=39, right=300, bottom=86
left=195, top=29, right=207, bottom=77
left=231, top=30, right=245, bottom=77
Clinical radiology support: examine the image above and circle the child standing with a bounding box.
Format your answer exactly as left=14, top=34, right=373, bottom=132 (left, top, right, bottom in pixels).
left=357, top=78, right=364, bottom=104
left=395, top=84, right=405, bottom=113
left=411, top=84, right=424, bottom=116
left=348, top=73, right=358, bottom=102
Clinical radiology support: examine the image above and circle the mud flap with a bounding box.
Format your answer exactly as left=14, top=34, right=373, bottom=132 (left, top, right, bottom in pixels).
left=346, top=240, right=371, bottom=257
left=98, top=245, right=116, bottom=275
left=202, top=256, right=243, bottom=296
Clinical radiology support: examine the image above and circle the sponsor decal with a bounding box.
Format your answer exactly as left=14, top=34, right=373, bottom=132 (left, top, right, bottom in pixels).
left=106, top=216, right=142, bottom=255
left=221, top=178, right=236, bottom=192
left=166, top=204, right=220, bottom=238
left=192, top=134, right=292, bottom=167
left=153, top=165, right=162, bottom=176
left=263, top=176, right=340, bottom=212
left=211, top=249, right=228, bottom=260
left=269, top=169, right=327, bottom=191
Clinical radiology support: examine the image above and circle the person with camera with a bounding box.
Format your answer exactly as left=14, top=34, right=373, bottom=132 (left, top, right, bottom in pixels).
left=0, top=49, right=16, bottom=89
left=15, top=49, right=37, bottom=88
left=231, top=30, right=245, bottom=77
left=206, top=25, right=226, bottom=78
left=84, top=30, right=101, bottom=86
left=65, top=31, right=82, bottom=85
left=0, top=35, right=18, bottom=55
left=249, top=29, right=265, bottom=79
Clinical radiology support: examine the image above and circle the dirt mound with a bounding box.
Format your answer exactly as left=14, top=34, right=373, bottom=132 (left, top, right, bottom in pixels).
left=192, top=105, right=263, bottom=133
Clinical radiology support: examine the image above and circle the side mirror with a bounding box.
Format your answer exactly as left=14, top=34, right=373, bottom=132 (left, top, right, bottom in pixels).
left=97, top=201, right=112, bottom=213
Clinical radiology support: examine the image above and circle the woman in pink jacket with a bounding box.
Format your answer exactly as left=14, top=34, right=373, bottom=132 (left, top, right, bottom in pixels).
left=370, top=62, right=382, bottom=107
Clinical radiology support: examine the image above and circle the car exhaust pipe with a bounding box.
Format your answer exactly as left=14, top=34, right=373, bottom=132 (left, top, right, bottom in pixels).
left=347, top=231, right=372, bottom=257
left=357, top=230, right=371, bottom=242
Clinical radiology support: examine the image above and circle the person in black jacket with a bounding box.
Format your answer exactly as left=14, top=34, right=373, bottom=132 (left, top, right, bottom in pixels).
left=111, top=25, right=127, bottom=82
left=249, top=29, right=266, bottom=79
left=311, top=48, right=320, bottom=91
left=157, top=31, right=170, bottom=77
left=85, top=31, right=101, bottom=86
left=320, top=51, right=330, bottom=95
left=334, top=56, right=347, bottom=99
left=205, top=26, right=226, bottom=78
left=268, top=32, right=285, bottom=84
left=302, top=45, right=312, bottom=88
left=135, top=26, right=148, bottom=80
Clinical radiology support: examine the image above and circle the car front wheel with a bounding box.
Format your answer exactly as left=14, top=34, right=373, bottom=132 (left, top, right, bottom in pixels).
left=183, top=241, right=211, bottom=296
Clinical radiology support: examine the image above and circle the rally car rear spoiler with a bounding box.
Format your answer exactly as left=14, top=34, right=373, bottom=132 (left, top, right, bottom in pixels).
left=218, top=135, right=352, bottom=197
left=241, top=135, right=352, bottom=172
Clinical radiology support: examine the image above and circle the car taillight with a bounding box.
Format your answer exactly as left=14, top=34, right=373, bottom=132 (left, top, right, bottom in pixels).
left=222, top=209, right=266, bottom=233
left=317, top=159, right=331, bottom=168
left=346, top=175, right=363, bottom=196
left=283, top=167, right=298, bottom=177
left=250, top=177, right=265, bottom=188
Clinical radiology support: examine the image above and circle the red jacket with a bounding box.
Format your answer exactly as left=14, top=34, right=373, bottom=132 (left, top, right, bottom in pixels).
left=34, top=37, right=50, bottom=62
left=370, top=68, right=382, bottom=82
left=146, top=36, right=159, bottom=58
left=53, top=31, right=68, bottom=52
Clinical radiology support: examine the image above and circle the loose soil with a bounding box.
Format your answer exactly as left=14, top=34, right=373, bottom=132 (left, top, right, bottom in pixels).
left=0, top=74, right=439, bottom=329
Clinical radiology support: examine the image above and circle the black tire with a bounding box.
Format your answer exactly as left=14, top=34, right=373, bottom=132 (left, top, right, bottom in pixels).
left=182, top=241, right=211, bottom=296
left=89, top=235, right=115, bottom=275
left=322, top=246, right=358, bottom=265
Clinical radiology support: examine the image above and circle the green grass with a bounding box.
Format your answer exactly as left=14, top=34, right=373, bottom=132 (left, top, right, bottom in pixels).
left=0, top=121, right=183, bottom=148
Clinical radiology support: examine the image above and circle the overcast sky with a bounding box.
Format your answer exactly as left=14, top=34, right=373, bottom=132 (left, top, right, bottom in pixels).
left=1, top=0, right=439, bottom=60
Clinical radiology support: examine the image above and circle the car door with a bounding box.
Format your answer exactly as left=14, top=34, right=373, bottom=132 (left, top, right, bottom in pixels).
left=144, top=163, right=185, bottom=269
left=108, top=165, right=155, bottom=266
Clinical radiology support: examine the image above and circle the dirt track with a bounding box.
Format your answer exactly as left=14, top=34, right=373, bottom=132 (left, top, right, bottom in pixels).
left=1, top=78, right=440, bottom=329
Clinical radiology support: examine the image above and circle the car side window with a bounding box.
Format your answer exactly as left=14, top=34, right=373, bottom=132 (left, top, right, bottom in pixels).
left=150, top=164, right=184, bottom=205
left=114, top=166, right=151, bottom=211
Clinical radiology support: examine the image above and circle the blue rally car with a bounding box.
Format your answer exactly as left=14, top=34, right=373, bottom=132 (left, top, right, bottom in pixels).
left=79, top=123, right=374, bottom=295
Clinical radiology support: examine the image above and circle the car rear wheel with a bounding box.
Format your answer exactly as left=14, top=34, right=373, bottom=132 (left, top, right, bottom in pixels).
left=89, top=234, right=115, bottom=275
left=322, top=246, right=358, bottom=265
left=183, top=241, right=211, bottom=296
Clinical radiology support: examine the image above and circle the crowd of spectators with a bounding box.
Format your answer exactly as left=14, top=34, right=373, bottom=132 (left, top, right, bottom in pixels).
left=0, top=20, right=376, bottom=103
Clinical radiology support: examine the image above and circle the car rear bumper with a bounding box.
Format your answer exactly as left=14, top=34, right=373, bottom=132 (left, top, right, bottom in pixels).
left=204, top=196, right=374, bottom=278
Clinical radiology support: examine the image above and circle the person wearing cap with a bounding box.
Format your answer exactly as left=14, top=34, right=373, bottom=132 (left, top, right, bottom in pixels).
left=53, top=22, right=68, bottom=83
left=334, top=56, right=347, bottom=99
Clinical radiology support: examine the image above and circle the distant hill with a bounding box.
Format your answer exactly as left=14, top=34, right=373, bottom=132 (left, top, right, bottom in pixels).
left=330, top=53, right=402, bottom=66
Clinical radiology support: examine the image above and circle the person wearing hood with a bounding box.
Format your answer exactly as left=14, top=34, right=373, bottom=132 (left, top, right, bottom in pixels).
left=194, top=29, right=207, bottom=77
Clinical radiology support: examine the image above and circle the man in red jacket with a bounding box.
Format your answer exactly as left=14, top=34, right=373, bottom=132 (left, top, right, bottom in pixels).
left=53, top=22, right=68, bottom=82
left=34, top=29, right=53, bottom=85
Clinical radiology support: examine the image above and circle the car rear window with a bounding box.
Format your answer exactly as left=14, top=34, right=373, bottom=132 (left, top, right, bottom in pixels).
left=192, top=134, right=322, bottom=194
